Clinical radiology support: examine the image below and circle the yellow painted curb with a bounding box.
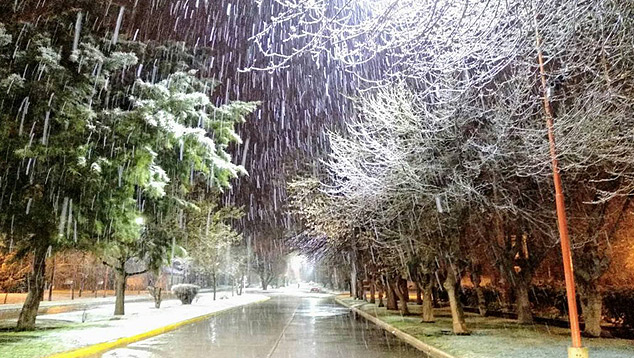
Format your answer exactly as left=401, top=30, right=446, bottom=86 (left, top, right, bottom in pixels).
left=46, top=296, right=271, bottom=358
left=335, top=297, right=456, bottom=358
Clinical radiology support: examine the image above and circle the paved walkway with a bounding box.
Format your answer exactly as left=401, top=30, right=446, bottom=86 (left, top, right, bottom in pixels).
left=0, top=287, right=233, bottom=320
left=0, top=295, right=152, bottom=320
left=0, top=290, right=151, bottom=305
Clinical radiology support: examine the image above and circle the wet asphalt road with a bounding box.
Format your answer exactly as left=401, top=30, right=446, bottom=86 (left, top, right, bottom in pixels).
left=98, top=291, right=423, bottom=358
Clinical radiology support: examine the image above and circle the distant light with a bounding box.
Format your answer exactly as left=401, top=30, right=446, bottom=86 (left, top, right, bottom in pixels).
left=290, top=255, right=305, bottom=271
left=135, top=216, right=145, bottom=225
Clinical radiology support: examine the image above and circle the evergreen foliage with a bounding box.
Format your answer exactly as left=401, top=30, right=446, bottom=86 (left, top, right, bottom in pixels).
left=0, top=9, right=257, bottom=328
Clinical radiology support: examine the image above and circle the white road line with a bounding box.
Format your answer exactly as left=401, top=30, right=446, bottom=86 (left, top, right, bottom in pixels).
left=265, top=301, right=300, bottom=358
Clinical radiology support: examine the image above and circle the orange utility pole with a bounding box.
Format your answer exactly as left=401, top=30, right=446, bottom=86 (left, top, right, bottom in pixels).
left=535, top=32, right=588, bottom=358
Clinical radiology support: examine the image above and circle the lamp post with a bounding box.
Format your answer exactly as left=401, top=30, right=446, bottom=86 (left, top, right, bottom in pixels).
left=535, top=32, right=588, bottom=358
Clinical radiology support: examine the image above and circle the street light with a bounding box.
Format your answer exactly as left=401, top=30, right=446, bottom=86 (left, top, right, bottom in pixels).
left=535, top=30, right=588, bottom=358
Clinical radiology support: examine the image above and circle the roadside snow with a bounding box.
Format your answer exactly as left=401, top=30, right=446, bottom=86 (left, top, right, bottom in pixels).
left=2, top=292, right=268, bottom=358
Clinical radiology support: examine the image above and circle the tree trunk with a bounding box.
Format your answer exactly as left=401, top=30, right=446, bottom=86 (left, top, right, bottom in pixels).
left=369, top=279, right=376, bottom=304
left=497, top=270, right=512, bottom=311
left=103, top=266, right=109, bottom=298
left=474, top=286, right=487, bottom=317
left=16, top=245, right=48, bottom=331
left=470, top=271, right=487, bottom=316
left=114, top=267, right=127, bottom=316
left=390, top=276, right=410, bottom=315
left=71, top=267, right=76, bottom=300
left=580, top=282, right=602, bottom=337
left=149, top=286, right=162, bottom=308
left=515, top=278, right=533, bottom=324
left=400, top=278, right=409, bottom=302
left=384, top=276, right=398, bottom=310
left=79, top=266, right=85, bottom=298
left=48, top=256, right=55, bottom=302
left=213, top=271, right=217, bottom=300
left=432, top=284, right=440, bottom=308
left=444, top=271, right=469, bottom=334
left=421, top=279, right=435, bottom=323
left=350, top=253, right=358, bottom=299
left=357, top=279, right=365, bottom=300
left=377, top=283, right=384, bottom=307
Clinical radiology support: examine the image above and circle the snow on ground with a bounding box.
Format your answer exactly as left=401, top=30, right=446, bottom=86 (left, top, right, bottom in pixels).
left=0, top=292, right=268, bottom=358
left=338, top=296, right=634, bottom=358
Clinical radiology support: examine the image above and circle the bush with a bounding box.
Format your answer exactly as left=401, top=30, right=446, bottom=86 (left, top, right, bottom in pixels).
left=529, top=284, right=569, bottom=318
left=460, top=286, right=505, bottom=312
left=529, top=284, right=634, bottom=330
left=603, top=288, right=634, bottom=329
left=171, top=284, right=200, bottom=304
left=459, top=286, right=478, bottom=307
left=461, top=283, right=634, bottom=331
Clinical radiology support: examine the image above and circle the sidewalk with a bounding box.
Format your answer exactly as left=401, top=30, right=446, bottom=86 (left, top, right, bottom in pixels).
left=0, top=287, right=233, bottom=320
left=0, top=290, right=149, bottom=305
left=0, top=292, right=269, bottom=358
left=336, top=295, right=634, bottom=358
left=0, top=295, right=152, bottom=320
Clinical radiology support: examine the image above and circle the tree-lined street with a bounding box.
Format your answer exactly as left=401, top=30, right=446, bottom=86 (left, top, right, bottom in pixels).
left=2, top=1, right=634, bottom=357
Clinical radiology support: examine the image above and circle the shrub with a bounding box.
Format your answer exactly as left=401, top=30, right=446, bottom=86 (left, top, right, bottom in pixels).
left=603, top=288, right=634, bottom=329
left=461, top=282, right=633, bottom=332
left=460, top=286, right=505, bottom=312
left=459, top=286, right=478, bottom=307
left=529, top=284, right=569, bottom=318
left=172, top=284, right=200, bottom=304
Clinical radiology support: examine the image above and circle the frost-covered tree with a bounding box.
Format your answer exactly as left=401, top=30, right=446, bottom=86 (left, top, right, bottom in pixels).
left=321, top=84, right=477, bottom=332
left=93, top=70, right=256, bottom=315
left=184, top=196, right=243, bottom=300
left=287, top=176, right=371, bottom=298
left=223, top=242, right=249, bottom=295
left=251, top=224, right=288, bottom=290
left=0, top=19, right=145, bottom=329
left=279, top=0, right=634, bottom=337
left=0, top=10, right=257, bottom=326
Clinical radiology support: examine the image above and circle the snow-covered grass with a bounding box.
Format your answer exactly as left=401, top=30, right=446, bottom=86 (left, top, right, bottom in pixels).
left=0, top=292, right=268, bottom=358
left=0, top=322, right=107, bottom=358
left=338, top=296, right=634, bottom=358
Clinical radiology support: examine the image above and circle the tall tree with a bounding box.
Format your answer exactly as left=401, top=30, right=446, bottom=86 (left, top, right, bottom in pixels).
left=0, top=14, right=257, bottom=325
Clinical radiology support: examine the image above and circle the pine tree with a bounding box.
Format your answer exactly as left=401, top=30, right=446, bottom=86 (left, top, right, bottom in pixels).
left=0, top=14, right=257, bottom=327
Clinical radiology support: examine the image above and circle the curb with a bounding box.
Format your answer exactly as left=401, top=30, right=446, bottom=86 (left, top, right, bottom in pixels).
left=46, top=296, right=271, bottom=358
left=335, top=297, right=456, bottom=358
